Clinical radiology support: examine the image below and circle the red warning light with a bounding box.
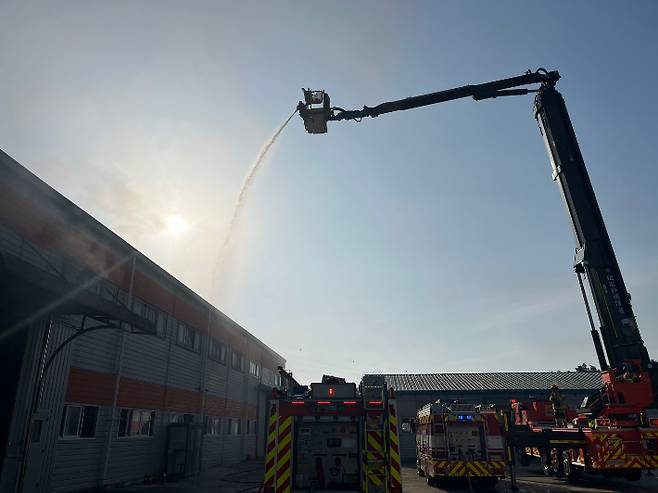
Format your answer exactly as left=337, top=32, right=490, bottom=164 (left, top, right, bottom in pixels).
left=318, top=401, right=331, bottom=405
left=329, top=387, right=335, bottom=396
left=343, top=401, right=357, bottom=405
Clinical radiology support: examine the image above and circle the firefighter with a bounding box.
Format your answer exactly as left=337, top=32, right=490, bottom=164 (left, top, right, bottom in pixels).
left=549, top=384, right=567, bottom=427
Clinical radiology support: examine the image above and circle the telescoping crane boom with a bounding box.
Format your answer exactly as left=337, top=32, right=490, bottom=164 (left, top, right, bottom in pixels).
left=297, top=69, right=656, bottom=405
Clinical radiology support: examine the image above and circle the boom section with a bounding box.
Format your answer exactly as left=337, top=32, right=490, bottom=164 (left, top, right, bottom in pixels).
left=328, top=71, right=559, bottom=122
left=533, top=86, right=649, bottom=369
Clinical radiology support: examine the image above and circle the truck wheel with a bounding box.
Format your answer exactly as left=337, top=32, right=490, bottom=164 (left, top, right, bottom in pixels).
left=561, top=451, right=580, bottom=482
left=417, top=467, right=425, bottom=477
left=426, top=474, right=436, bottom=487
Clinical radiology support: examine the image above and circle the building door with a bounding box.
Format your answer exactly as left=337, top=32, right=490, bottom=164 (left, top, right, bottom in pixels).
left=22, top=409, right=52, bottom=493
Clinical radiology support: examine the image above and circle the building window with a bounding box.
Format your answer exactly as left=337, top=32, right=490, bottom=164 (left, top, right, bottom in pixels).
left=176, top=322, right=200, bottom=352
left=118, top=409, right=155, bottom=437
left=249, top=361, right=261, bottom=378
left=59, top=404, right=98, bottom=438
left=170, top=413, right=194, bottom=424
left=155, top=310, right=167, bottom=338
left=208, top=338, right=226, bottom=364
left=205, top=416, right=221, bottom=435
left=231, top=351, right=245, bottom=372
left=133, top=297, right=166, bottom=338
left=274, top=372, right=281, bottom=387
left=262, top=367, right=275, bottom=386
left=227, top=418, right=241, bottom=435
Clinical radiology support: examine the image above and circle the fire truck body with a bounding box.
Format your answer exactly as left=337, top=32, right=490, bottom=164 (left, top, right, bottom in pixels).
left=511, top=393, right=658, bottom=480
left=263, top=375, right=402, bottom=493
left=415, top=402, right=505, bottom=486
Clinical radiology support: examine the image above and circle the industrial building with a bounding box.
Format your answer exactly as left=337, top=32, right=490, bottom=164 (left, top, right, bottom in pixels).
left=368, top=372, right=603, bottom=462
left=0, top=150, right=286, bottom=493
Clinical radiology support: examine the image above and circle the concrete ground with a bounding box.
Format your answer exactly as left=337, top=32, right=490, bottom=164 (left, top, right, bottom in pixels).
left=106, top=461, right=658, bottom=493
left=401, top=464, right=658, bottom=493
left=104, top=460, right=265, bottom=493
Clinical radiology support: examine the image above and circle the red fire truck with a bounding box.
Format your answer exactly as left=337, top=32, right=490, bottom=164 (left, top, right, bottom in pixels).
left=510, top=373, right=658, bottom=481
left=415, top=401, right=506, bottom=489
left=263, top=375, right=402, bottom=493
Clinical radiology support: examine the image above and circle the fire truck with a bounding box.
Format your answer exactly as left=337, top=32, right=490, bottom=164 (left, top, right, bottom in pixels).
left=296, top=69, right=658, bottom=482
left=415, top=401, right=505, bottom=488
left=262, top=375, right=402, bottom=493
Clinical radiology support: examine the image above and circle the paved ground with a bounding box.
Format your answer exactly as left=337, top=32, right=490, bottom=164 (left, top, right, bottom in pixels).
left=105, top=460, right=265, bottom=493
left=107, top=461, right=658, bottom=493
left=401, top=464, right=658, bottom=493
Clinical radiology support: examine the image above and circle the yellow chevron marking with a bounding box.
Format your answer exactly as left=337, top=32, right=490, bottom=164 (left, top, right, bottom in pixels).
left=476, top=462, right=490, bottom=476
left=368, top=434, right=384, bottom=452
left=367, top=452, right=385, bottom=461
left=278, top=416, right=292, bottom=435
left=278, top=431, right=292, bottom=451
left=276, top=462, right=290, bottom=488
left=449, top=461, right=465, bottom=476
left=389, top=431, right=399, bottom=445
left=266, top=446, right=276, bottom=464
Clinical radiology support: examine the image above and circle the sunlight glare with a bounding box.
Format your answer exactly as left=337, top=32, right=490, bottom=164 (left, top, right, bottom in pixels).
left=164, top=214, right=188, bottom=235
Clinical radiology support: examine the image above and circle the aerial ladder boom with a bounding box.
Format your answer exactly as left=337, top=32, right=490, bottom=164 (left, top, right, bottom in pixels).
left=534, top=87, right=650, bottom=371
left=298, top=70, right=657, bottom=405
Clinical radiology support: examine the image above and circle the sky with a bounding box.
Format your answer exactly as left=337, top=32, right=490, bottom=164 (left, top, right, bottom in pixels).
left=1, top=1, right=658, bottom=385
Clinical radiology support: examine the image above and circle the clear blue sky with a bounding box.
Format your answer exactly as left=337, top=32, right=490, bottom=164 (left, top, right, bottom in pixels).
left=2, top=1, right=657, bottom=384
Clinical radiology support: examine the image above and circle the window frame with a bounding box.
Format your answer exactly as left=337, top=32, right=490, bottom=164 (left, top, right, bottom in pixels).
left=204, top=416, right=222, bottom=436
left=208, top=337, right=227, bottom=364
left=231, top=351, right=246, bottom=372
left=249, top=361, right=261, bottom=378
left=227, top=418, right=241, bottom=435
left=118, top=408, right=156, bottom=439
left=176, top=321, right=201, bottom=353
left=59, top=404, right=99, bottom=440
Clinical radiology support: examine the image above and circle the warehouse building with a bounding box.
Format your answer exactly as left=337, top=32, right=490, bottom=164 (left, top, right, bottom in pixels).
left=0, top=150, right=286, bottom=493
left=367, top=372, right=603, bottom=463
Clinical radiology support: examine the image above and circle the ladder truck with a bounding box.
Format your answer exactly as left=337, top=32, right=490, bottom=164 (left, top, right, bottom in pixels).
left=296, top=69, right=658, bottom=481
left=415, top=401, right=506, bottom=489
left=263, top=374, right=402, bottom=493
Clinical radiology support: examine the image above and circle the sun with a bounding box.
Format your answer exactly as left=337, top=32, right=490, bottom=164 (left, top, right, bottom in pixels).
left=164, top=214, right=188, bottom=235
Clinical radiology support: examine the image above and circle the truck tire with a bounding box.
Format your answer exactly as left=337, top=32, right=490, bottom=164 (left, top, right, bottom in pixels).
left=561, top=451, right=580, bottom=482
left=417, top=467, right=425, bottom=477
left=426, top=474, right=436, bottom=487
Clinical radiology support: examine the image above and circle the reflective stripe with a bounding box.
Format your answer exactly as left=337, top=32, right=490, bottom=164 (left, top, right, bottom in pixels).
left=264, top=403, right=278, bottom=487
left=275, top=415, right=293, bottom=493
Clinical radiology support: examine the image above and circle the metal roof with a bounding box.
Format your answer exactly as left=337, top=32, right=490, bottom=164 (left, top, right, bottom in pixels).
left=364, top=372, right=602, bottom=392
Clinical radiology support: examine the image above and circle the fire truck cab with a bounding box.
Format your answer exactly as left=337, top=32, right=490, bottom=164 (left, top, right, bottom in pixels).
left=415, top=401, right=506, bottom=488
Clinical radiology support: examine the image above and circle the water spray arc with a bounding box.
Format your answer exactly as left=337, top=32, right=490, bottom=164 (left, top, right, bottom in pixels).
left=212, top=109, right=298, bottom=293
